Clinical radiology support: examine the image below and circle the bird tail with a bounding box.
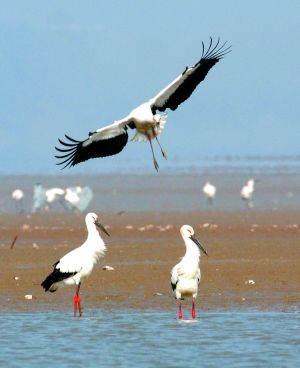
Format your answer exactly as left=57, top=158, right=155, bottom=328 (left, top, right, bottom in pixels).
left=41, top=273, right=57, bottom=292
left=131, top=112, right=168, bottom=142
left=131, top=131, right=148, bottom=142
left=155, top=112, right=167, bottom=135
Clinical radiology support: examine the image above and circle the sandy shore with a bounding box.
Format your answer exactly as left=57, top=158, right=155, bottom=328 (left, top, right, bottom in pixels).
left=1, top=210, right=300, bottom=313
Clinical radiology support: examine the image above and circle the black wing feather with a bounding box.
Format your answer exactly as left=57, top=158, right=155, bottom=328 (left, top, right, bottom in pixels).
left=171, top=280, right=178, bottom=292
left=41, top=262, right=77, bottom=292
left=55, top=130, right=129, bottom=169
left=152, top=38, right=231, bottom=113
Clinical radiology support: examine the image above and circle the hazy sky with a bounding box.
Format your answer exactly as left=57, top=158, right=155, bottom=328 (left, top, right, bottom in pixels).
left=1, top=1, right=299, bottom=174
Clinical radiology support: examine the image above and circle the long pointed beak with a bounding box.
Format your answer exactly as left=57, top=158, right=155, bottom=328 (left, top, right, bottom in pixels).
left=190, top=234, right=208, bottom=256
left=95, top=221, right=110, bottom=236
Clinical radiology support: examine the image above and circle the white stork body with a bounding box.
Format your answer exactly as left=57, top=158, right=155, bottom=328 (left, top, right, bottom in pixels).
left=12, top=189, right=25, bottom=213
left=64, top=186, right=82, bottom=210
left=41, top=212, right=110, bottom=317
left=240, top=179, right=255, bottom=208
left=45, top=187, right=65, bottom=210
left=202, top=181, right=216, bottom=205
left=45, top=188, right=65, bottom=203
left=56, top=38, right=231, bottom=171
left=12, top=189, right=24, bottom=201
left=171, top=225, right=207, bottom=319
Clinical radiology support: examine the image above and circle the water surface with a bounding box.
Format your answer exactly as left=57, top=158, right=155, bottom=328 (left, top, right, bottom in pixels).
left=1, top=310, right=299, bottom=367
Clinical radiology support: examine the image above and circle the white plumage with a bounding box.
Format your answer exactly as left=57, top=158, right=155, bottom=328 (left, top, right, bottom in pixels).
left=64, top=186, right=82, bottom=207
left=12, top=189, right=25, bottom=213
left=41, top=212, right=110, bottom=317
left=45, top=187, right=65, bottom=210
left=45, top=188, right=65, bottom=203
left=56, top=38, right=231, bottom=171
left=240, top=179, right=256, bottom=208
left=12, top=189, right=24, bottom=201
left=171, top=225, right=207, bottom=319
left=202, top=181, right=216, bottom=205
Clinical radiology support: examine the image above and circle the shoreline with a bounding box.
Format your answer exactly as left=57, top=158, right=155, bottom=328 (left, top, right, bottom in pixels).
left=1, top=210, right=299, bottom=313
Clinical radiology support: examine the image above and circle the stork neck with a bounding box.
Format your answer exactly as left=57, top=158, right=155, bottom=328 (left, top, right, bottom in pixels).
left=86, top=223, right=100, bottom=236
left=184, top=237, right=201, bottom=259
left=85, top=227, right=105, bottom=252
left=87, top=224, right=102, bottom=240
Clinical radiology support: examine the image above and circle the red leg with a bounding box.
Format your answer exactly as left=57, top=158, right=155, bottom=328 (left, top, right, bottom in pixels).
left=178, top=302, right=183, bottom=319
left=192, top=298, right=196, bottom=319
left=74, top=283, right=82, bottom=317
left=74, top=293, right=80, bottom=317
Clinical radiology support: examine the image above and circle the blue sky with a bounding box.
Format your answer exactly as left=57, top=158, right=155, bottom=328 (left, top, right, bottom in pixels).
left=1, top=1, right=299, bottom=174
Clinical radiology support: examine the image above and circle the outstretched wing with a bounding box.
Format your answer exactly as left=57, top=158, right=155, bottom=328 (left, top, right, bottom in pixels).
left=150, top=37, right=231, bottom=114
left=55, top=120, right=129, bottom=169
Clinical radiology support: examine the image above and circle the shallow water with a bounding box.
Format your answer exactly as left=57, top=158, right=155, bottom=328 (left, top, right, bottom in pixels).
left=1, top=310, right=299, bottom=367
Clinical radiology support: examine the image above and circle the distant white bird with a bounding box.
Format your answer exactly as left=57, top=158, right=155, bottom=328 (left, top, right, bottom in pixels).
left=171, top=225, right=208, bottom=319
left=45, top=187, right=65, bottom=210
left=56, top=38, right=231, bottom=171
left=202, top=181, right=216, bottom=205
left=240, top=179, right=255, bottom=208
left=64, top=186, right=82, bottom=209
left=65, top=185, right=94, bottom=213
left=12, top=189, right=24, bottom=213
left=41, top=212, right=110, bottom=317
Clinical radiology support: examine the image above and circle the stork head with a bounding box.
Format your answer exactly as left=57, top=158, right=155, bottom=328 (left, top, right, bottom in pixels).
left=180, top=225, right=208, bottom=255
left=86, top=212, right=110, bottom=236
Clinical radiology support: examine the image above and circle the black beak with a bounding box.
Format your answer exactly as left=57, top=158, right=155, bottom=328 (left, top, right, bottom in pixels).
left=190, top=234, right=208, bottom=256
left=95, top=221, right=110, bottom=236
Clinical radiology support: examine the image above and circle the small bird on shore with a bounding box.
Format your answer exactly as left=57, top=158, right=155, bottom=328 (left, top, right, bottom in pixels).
left=171, top=225, right=208, bottom=320
left=240, top=179, right=256, bottom=208
left=12, top=189, right=25, bottom=213
left=202, top=181, right=216, bottom=206
left=41, top=212, right=110, bottom=317
left=55, top=38, right=231, bottom=171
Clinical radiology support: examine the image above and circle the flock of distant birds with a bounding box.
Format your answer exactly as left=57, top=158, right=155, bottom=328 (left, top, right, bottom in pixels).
left=11, top=178, right=257, bottom=214
left=203, top=178, right=257, bottom=208
left=12, top=184, right=93, bottom=213
left=18, top=38, right=237, bottom=319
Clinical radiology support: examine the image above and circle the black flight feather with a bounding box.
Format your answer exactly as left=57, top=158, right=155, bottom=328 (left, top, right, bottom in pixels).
left=171, top=280, right=178, bottom=292
left=152, top=38, right=231, bottom=114
left=41, top=262, right=77, bottom=292
left=55, top=130, right=129, bottom=169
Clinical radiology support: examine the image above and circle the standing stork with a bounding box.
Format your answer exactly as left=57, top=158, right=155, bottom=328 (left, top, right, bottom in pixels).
left=11, top=189, right=25, bottom=213
left=56, top=38, right=231, bottom=171
left=202, top=181, right=216, bottom=206
left=171, top=225, right=208, bottom=320
left=240, top=179, right=256, bottom=208
left=41, top=212, right=110, bottom=317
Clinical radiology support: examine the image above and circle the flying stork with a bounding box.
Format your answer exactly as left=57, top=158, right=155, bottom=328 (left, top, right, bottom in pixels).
left=55, top=38, right=231, bottom=171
